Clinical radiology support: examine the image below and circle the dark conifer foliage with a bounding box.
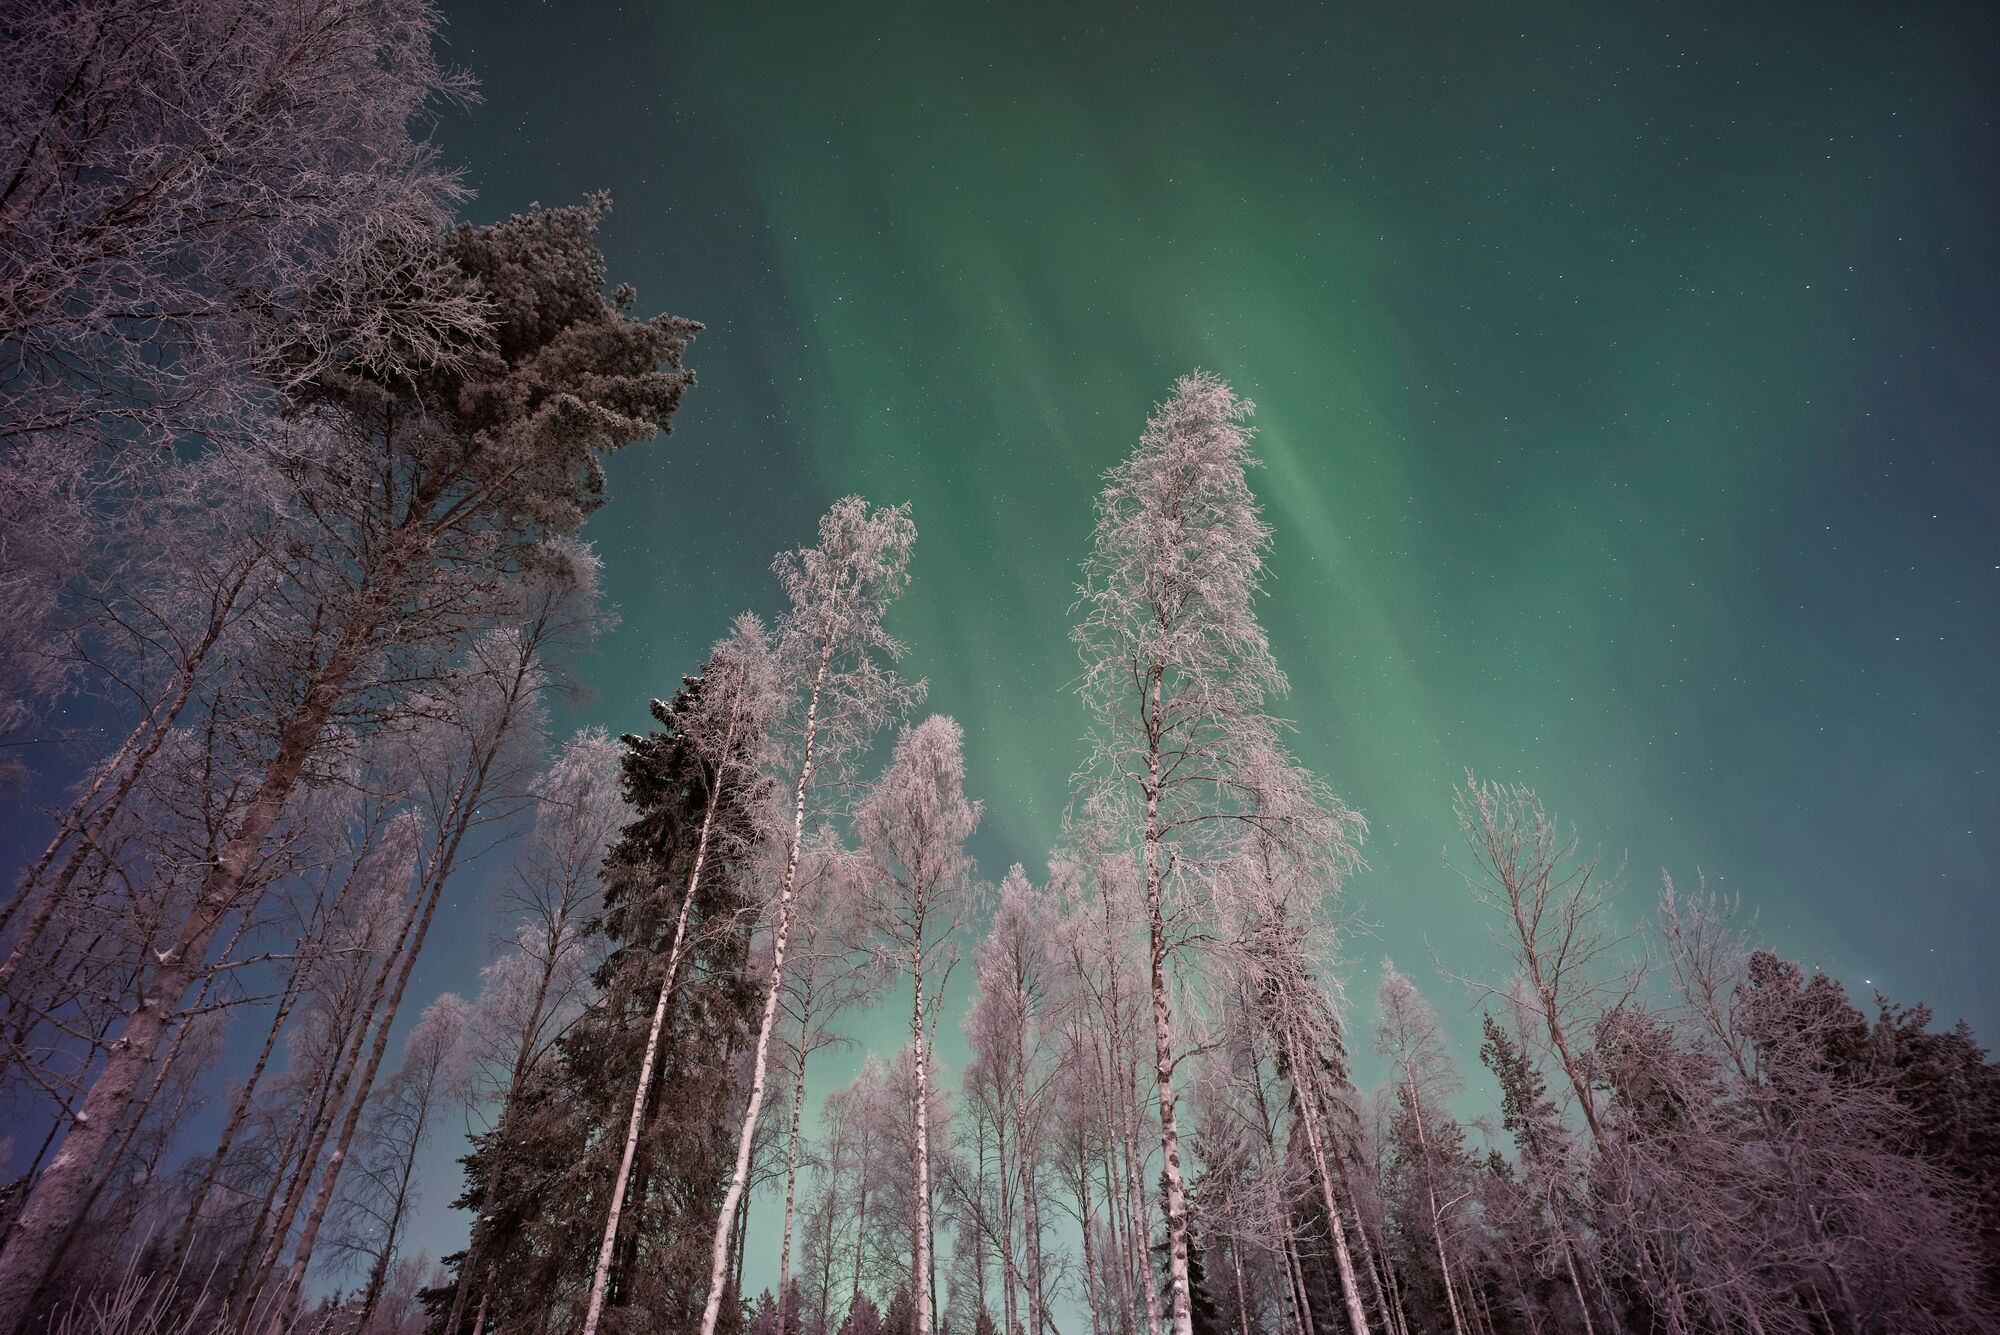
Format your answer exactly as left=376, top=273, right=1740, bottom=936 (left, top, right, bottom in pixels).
left=429, top=683, right=763, bottom=1331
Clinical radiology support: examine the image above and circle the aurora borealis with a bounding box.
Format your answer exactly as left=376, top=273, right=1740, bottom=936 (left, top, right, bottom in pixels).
left=427, top=0, right=1998, bottom=1300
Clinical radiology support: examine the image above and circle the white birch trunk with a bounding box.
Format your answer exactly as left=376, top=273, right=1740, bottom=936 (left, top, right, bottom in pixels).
left=697, top=641, right=830, bottom=1335
left=579, top=781, right=722, bottom=1335
left=1280, top=1023, right=1371, bottom=1335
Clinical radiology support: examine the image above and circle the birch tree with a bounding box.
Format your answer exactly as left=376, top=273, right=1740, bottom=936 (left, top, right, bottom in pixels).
left=774, top=834, right=876, bottom=1304
left=853, top=716, right=979, bottom=1335
left=576, top=614, right=781, bottom=1335
left=1373, top=963, right=1469, bottom=1335
left=326, top=992, right=468, bottom=1330
left=446, top=727, right=628, bottom=1329
left=966, top=864, right=1059, bottom=1335
left=0, top=197, right=697, bottom=1334
left=1074, top=370, right=1299, bottom=1335
left=698, top=497, right=919, bottom=1335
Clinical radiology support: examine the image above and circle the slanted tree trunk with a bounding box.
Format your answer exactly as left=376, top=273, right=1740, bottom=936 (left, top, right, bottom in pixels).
left=171, top=841, right=366, bottom=1281
left=235, top=950, right=389, bottom=1320
left=0, top=573, right=249, bottom=1000
left=356, top=1112, right=424, bottom=1329
left=0, top=533, right=420, bottom=1334
left=698, top=639, right=831, bottom=1335
left=1278, top=1022, right=1370, bottom=1335
left=269, top=675, right=525, bottom=1328
left=168, top=954, right=302, bottom=1277
left=226, top=1014, right=357, bottom=1310
left=577, top=770, right=720, bottom=1335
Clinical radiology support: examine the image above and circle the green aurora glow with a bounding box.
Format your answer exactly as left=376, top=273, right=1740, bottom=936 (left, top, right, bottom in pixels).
left=427, top=0, right=2000, bottom=1307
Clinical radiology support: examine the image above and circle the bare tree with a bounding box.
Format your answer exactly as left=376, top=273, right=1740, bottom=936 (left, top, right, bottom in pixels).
left=1449, top=775, right=1632, bottom=1148
left=326, top=993, right=467, bottom=1330
left=852, top=716, right=979, bottom=1335
left=1073, top=371, right=1295, bottom=1335
left=698, top=497, right=919, bottom=1335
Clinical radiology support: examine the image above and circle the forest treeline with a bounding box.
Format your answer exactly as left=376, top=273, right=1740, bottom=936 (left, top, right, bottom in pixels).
left=0, top=5, right=1995, bottom=1335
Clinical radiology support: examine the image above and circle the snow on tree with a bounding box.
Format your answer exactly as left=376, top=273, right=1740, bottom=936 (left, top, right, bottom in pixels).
left=697, top=496, right=920, bottom=1335
left=852, top=716, right=980, bottom=1335
left=1073, top=370, right=1309, bottom=1335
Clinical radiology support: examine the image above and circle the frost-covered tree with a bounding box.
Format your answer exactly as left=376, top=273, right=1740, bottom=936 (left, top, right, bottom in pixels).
left=774, top=834, right=877, bottom=1304
left=446, top=728, right=629, bottom=1329
left=0, top=197, right=696, bottom=1330
left=0, top=0, right=485, bottom=757
left=1073, top=371, right=1304, bottom=1335
left=853, top=716, right=979, bottom=1335
left=1373, top=963, right=1470, bottom=1335
left=576, top=614, right=782, bottom=1335
left=699, top=497, right=920, bottom=1335
left=326, top=992, right=468, bottom=1330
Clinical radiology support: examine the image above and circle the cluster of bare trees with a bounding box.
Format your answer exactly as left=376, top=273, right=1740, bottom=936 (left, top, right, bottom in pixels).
left=638, top=376, right=1996, bottom=1335
left=0, top=2, right=698, bottom=1331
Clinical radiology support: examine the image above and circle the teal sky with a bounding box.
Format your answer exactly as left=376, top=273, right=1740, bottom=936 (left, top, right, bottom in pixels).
left=422, top=0, right=1999, bottom=1307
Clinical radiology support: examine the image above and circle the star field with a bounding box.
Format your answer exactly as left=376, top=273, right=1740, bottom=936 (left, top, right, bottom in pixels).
left=422, top=0, right=2000, bottom=1300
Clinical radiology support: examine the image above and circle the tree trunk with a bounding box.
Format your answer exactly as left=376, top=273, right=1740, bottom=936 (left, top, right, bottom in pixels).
left=779, top=1029, right=810, bottom=1302
left=1341, top=1169, right=1400, bottom=1335
left=1013, top=1011, right=1042, bottom=1335
left=1229, top=1240, right=1252, bottom=1335
left=45, top=912, right=251, bottom=1287
left=225, top=1015, right=353, bottom=1310
left=268, top=627, right=549, bottom=1330
left=851, top=1129, right=872, bottom=1307
left=170, top=842, right=361, bottom=1282
left=1400, top=1076, right=1465, bottom=1335
left=912, top=942, right=933, bottom=1335
left=698, top=641, right=830, bottom=1335
left=1139, top=671, right=1194, bottom=1335
left=442, top=959, right=556, bottom=1334
left=1119, top=1043, right=1162, bottom=1335
left=1078, top=1155, right=1101, bottom=1335
left=1561, top=1233, right=1597, bottom=1335
left=0, top=533, right=413, bottom=1333
left=1284, top=1236, right=1316, bottom=1335
left=0, top=573, right=246, bottom=997
left=234, top=956, right=384, bottom=1321
left=260, top=867, right=438, bottom=1327
left=577, top=775, right=719, bottom=1335
left=997, top=1093, right=1017, bottom=1335
left=357, top=1112, right=424, bottom=1329
left=1279, top=1023, right=1370, bottom=1335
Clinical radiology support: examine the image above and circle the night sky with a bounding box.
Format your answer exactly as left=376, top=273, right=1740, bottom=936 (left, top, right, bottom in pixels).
left=413, top=0, right=1999, bottom=1302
